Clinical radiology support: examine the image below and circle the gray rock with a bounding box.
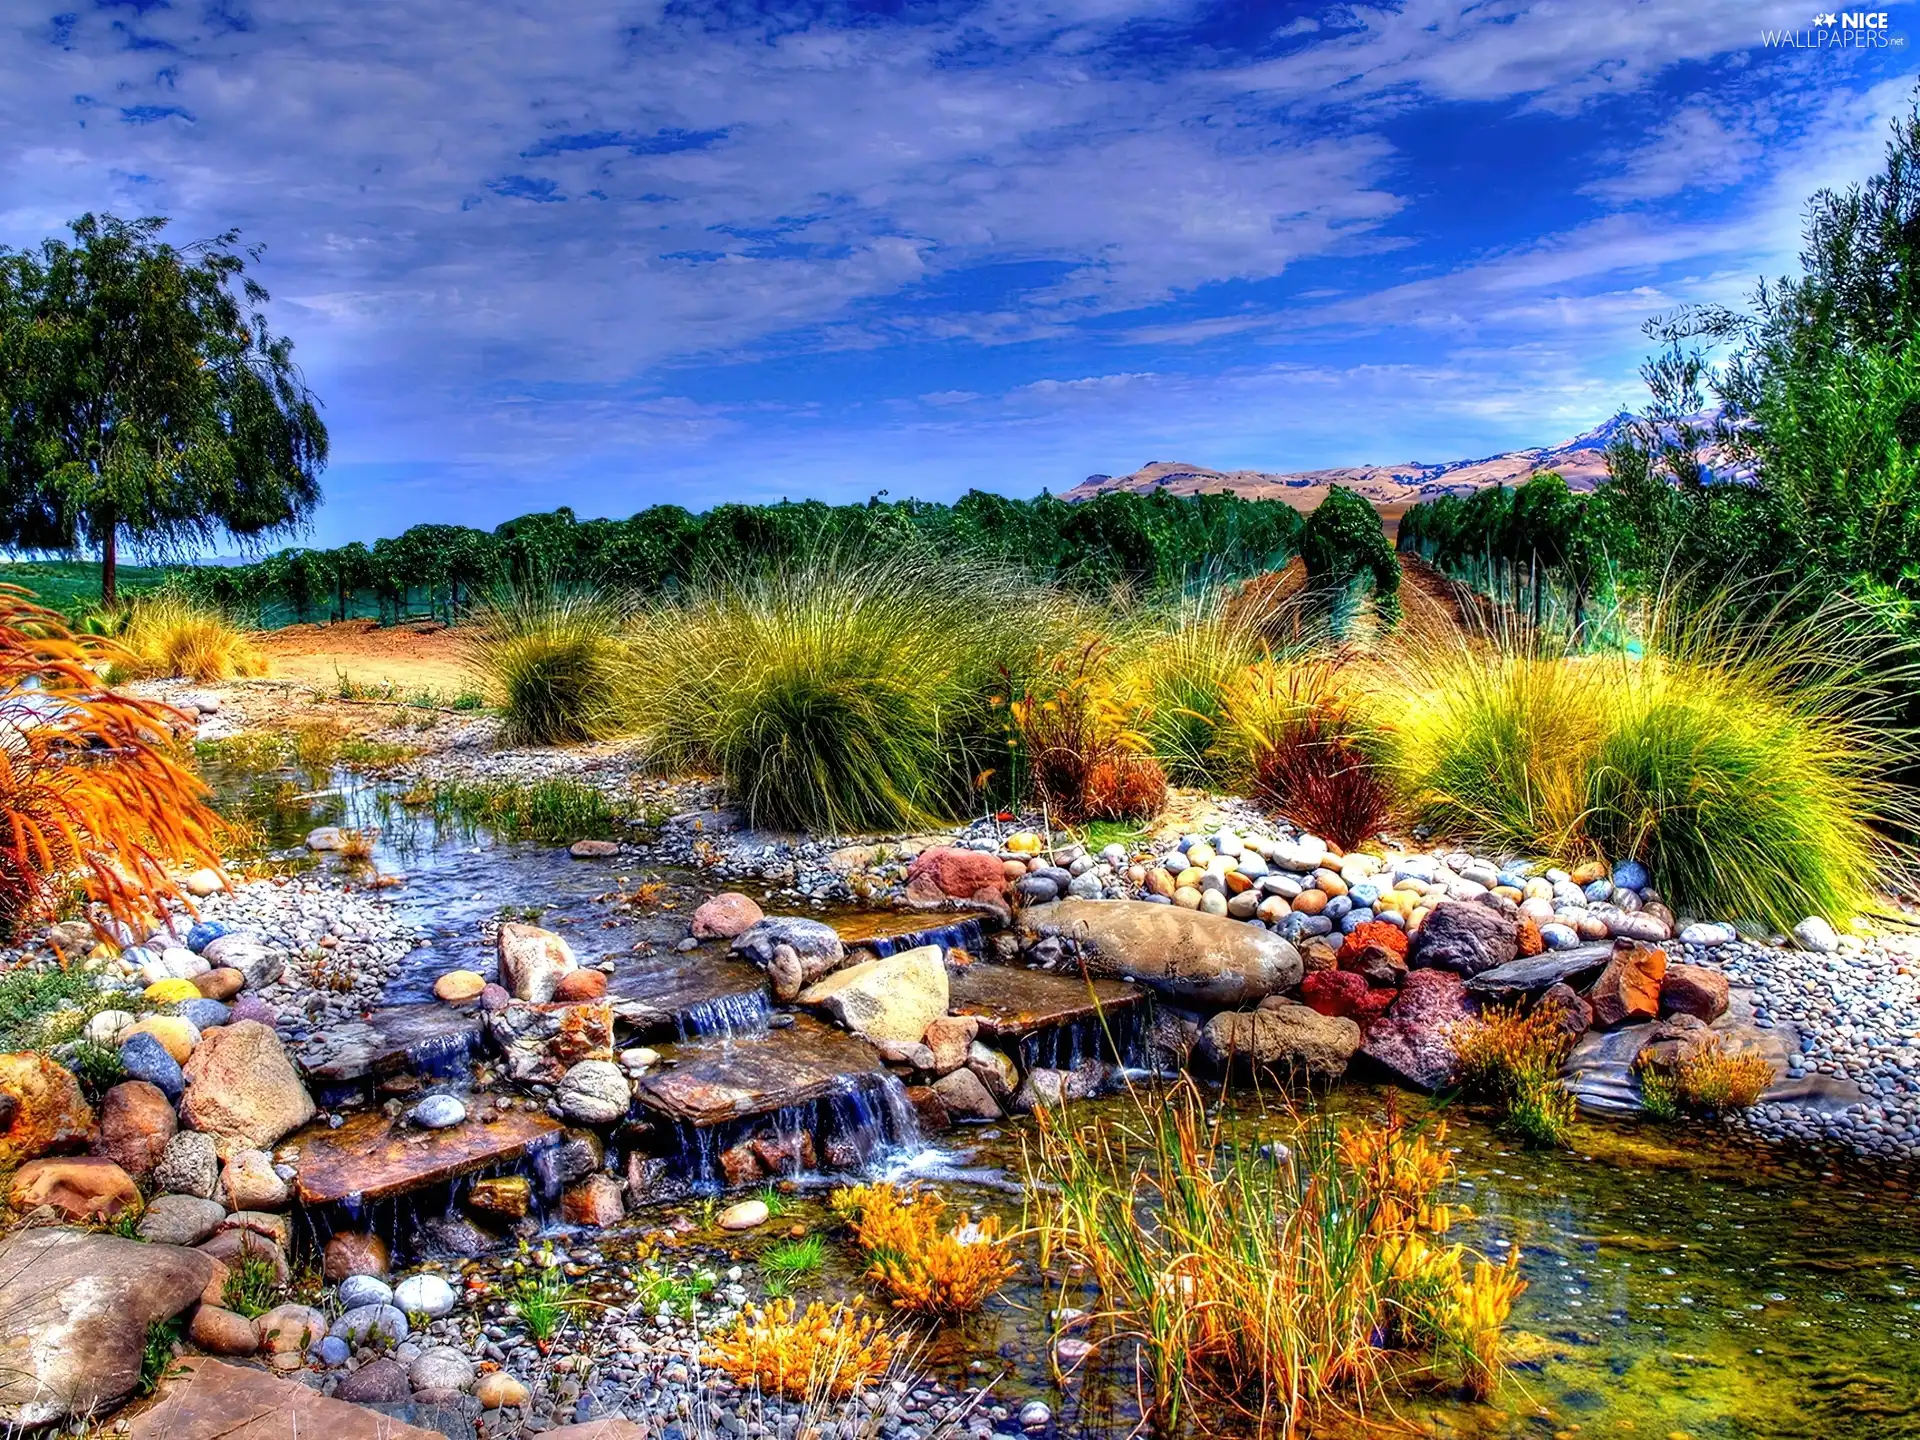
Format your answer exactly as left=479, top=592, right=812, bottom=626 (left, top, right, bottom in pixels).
left=336, top=1356, right=412, bottom=1403
left=136, top=1193, right=227, bottom=1246
left=153, top=1130, right=220, bottom=1198
left=557, top=1060, right=630, bottom=1124
left=339, top=1273, right=395, bottom=1309
left=1792, top=916, right=1840, bottom=954
left=1405, top=900, right=1517, bottom=977
left=393, top=1273, right=458, bottom=1318
left=410, top=1094, right=467, bottom=1129
left=330, top=1302, right=409, bottom=1348
left=410, top=1344, right=477, bottom=1392
left=1463, top=944, right=1612, bottom=1001
left=1021, top=899, right=1302, bottom=1006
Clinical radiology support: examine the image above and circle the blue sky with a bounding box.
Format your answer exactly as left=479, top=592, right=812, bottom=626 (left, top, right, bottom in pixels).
left=2, top=0, right=1916, bottom=546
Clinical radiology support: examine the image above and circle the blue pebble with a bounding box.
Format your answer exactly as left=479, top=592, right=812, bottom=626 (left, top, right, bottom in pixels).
left=177, top=998, right=230, bottom=1031
left=186, top=920, right=229, bottom=953
left=1323, top=894, right=1353, bottom=921
left=1348, top=881, right=1380, bottom=908
left=1142, top=892, right=1173, bottom=905
left=1496, top=870, right=1529, bottom=891
left=1338, top=908, right=1375, bottom=934
left=119, top=1032, right=183, bottom=1102
left=1583, top=878, right=1614, bottom=903
left=315, top=1336, right=350, bottom=1368
left=1540, top=923, right=1580, bottom=951
left=121, top=946, right=159, bottom=973
left=1611, top=860, right=1650, bottom=892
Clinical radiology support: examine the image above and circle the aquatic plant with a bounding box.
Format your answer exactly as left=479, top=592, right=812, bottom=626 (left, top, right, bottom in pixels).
left=761, top=1233, right=827, bottom=1290
left=1636, top=1036, right=1774, bottom=1119
left=1450, top=1005, right=1576, bottom=1149
left=464, top=585, right=630, bottom=746
left=1027, top=1079, right=1524, bottom=1436
left=0, top=586, right=228, bottom=939
left=623, top=552, right=1043, bottom=832
left=400, top=776, right=617, bottom=842
left=506, top=1242, right=579, bottom=1342
left=104, top=589, right=267, bottom=684
left=831, top=1182, right=1014, bottom=1319
left=704, top=1299, right=896, bottom=1401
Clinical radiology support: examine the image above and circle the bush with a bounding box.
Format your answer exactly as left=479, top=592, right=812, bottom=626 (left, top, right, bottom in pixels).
left=1637, top=1035, right=1774, bottom=1118
left=1451, top=1005, right=1576, bottom=1149
left=107, top=589, right=265, bottom=683
left=623, top=554, right=1042, bottom=832
left=1082, top=752, right=1168, bottom=822
left=704, top=1299, right=895, bottom=1401
left=1233, top=660, right=1394, bottom=848
left=1002, top=638, right=1164, bottom=823
left=1119, top=590, right=1276, bottom=788
left=831, top=1182, right=1013, bottom=1318
left=464, top=587, right=629, bottom=746
left=0, top=586, right=228, bottom=938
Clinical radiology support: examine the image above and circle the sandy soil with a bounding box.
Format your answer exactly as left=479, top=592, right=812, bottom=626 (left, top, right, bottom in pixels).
left=252, top=619, right=476, bottom=697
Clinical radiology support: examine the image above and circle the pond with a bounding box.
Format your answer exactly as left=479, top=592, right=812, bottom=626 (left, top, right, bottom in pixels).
left=204, top=754, right=1920, bottom=1440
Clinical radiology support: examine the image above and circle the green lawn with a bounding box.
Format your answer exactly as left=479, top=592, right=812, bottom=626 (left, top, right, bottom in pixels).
left=0, top=559, right=171, bottom=615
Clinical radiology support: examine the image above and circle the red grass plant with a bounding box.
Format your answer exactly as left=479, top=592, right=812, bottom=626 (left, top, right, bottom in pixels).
left=0, top=586, right=226, bottom=941
left=1002, top=639, right=1160, bottom=823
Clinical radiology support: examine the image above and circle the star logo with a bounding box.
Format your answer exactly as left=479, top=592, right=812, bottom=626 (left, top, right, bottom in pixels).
left=1813, top=11, right=1837, bottom=23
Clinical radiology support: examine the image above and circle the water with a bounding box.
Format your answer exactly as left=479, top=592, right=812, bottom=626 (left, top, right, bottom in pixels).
left=211, top=756, right=1920, bottom=1438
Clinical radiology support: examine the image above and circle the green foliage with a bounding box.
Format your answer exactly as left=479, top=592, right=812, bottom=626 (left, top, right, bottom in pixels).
left=0, top=561, right=168, bottom=618
left=62, top=1040, right=126, bottom=1103
left=0, top=965, right=107, bottom=1051
left=507, top=1243, right=578, bottom=1341
left=1299, top=487, right=1400, bottom=601
left=0, top=213, right=327, bottom=604
left=1119, top=591, right=1275, bottom=789
left=139, top=1319, right=182, bottom=1396
left=464, top=587, right=628, bottom=745
left=395, top=777, right=617, bottom=843
left=623, top=553, right=1045, bottom=832
left=222, top=1252, right=283, bottom=1319
left=761, top=1233, right=826, bottom=1287
left=639, top=1266, right=717, bottom=1317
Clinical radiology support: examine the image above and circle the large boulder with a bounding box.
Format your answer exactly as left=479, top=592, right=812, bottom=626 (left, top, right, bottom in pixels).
left=0, top=1052, right=93, bottom=1167
left=797, top=944, right=949, bottom=1045
left=179, top=1021, right=315, bottom=1155
left=690, top=892, right=764, bottom=940
left=0, top=1228, right=214, bottom=1426
left=1358, top=969, right=1471, bottom=1091
left=732, top=917, right=848, bottom=1001
left=91, top=1080, right=176, bottom=1177
left=496, top=923, right=578, bottom=1003
left=1021, top=899, right=1303, bottom=1007
left=1197, top=1004, right=1361, bottom=1083
left=906, top=847, right=1008, bottom=903
left=1660, top=962, right=1730, bottom=1022
left=8, top=1156, right=142, bottom=1221
left=1406, top=901, right=1517, bottom=977
left=1588, top=939, right=1667, bottom=1029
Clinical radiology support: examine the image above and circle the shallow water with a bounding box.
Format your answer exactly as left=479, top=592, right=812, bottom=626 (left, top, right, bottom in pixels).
left=207, top=757, right=1920, bottom=1439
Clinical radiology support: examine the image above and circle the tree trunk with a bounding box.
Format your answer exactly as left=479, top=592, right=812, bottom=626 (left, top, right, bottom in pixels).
left=101, top=522, right=118, bottom=609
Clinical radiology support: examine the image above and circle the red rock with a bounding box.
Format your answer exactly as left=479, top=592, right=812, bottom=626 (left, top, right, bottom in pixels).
left=1515, top=918, right=1545, bottom=958
left=323, top=1231, right=390, bottom=1281
left=0, top=1052, right=94, bottom=1166
left=718, top=1142, right=763, bottom=1186
left=749, top=1131, right=816, bottom=1174
left=132, top=1359, right=446, bottom=1440
left=1588, top=939, right=1667, bottom=1029
left=1358, top=969, right=1470, bottom=1092
left=553, top=969, right=609, bottom=1002
left=905, top=846, right=1007, bottom=902
left=1301, top=970, right=1370, bottom=1018
left=905, top=1083, right=952, bottom=1132
left=8, top=1156, right=141, bottom=1220
left=92, top=1080, right=176, bottom=1177
left=1337, top=921, right=1408, bottom=963
left=1660, top=962, right=1730, bottom=1022
left=560, top=1174, right=626, bottom=1227
left=690, top=893, right=765, bottom=940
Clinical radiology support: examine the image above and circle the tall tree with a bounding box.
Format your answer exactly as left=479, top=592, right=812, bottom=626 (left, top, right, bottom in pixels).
left=0, top=213, right=327, bottom=604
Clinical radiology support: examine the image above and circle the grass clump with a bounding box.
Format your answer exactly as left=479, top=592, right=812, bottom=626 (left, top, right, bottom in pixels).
left=464, top=587, right=629, bottom=746
left=1118, top=590, right=1275, bottom=789
left=1451, top=1005, right=1577, bottom=1149
left=398, top=777, right=617, bottom=842
left=1636, top=1035, right=1774, bottom=1118
left=705, top=1299, right=896, bottom=1402
left=761, top=1233, right=827, bottom=1295
left=1028, top=1080, right=1526, bottom=1434
left=105, top=590, right=266, bottom=683
left=1231, top=658, right=1395, bottom=849
left=831, top=1182, right=1014, bottom=1319
left=139, top=1318, right=182, bottom=1396
left=222, top=1252, right=283, bottom=1318
left=624, top=554, right=1040, bottom=832
left=506, top=1241, right=579, bottom=1342
left=1000, top=638, right=1166, bottom=824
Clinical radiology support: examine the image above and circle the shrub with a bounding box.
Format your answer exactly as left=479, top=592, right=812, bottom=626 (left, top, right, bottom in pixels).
left=1028, top=1080, right=1524, bottom=1435
left=1231, top=660, right=1394, bottom=848
left=107, top=590, right=265, bottom=683
left=1636, top=1035, right=1774, bottom=1118
left=1119, top=590, right=1277, bottom=788
left=1451, top=1005, right=1576, bottom=1149
left=0, top=587, right=227, bottom=938
left=1081, top=751, right=1168, bottom=822
left=464, top=587, right=629, bottom=746
left=704, top=1299, right=895, bottom=1401
left=831, top=1182, right=1013, bottom=1318
left=623, top=554, right=1043, bottom=832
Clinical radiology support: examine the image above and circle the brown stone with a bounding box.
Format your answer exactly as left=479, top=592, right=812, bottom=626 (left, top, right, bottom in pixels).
left=931, top=1066, right=1002, bottom=1121
left=923, top=1015, right=978, bottom=1073
left=188, top=1305, right=259, bottom=1356
left=1197, top=1004, right=1361, bottom=1082
left=323, top=1230, right=391, bottom=1282
left=218, top=1209, right=293, bottom=1252
left=1536, top=982, right=1593, bottom=1043
left=220, top=1148, right=289, bottom=1210
left=193, top=968, right=246, bottom=1001
left=1633, top=1014, right=1712, bottom=1075
left=256, top=1303, right=327, bottom=1356
left=92, top=1079, right=176, bottom=1177
left=718, top=1142, right=763, bottom=1186
left=0, top=1052, right=93, bottom=1166
left=554, top=969, right=610, bottom=1002
left=548, top=1000, right=616, bottom=1066
left=469, top=1175, right=533, bottom=1221
left=905, top=1083, right=952, bottom=1131
left=8, top=1156, right=141, bottom=1220
left=560, top=1174, right=626, bottom=1227
left=1588, top=939, right=1667, bottom=1029
left=749, top=1131, right=816, bottom=1174
left=475, top=1371, right=531, bottom=1410
left=690, top=892, right=765, bottom=940
left=497, top=923, right=578, bottom=1002
left=131, top=1359, right=446, bottom=1440
left=0, top=1230, right=214, bottom=1426
left=1299, top=937, right=1339, bottom=974
left=199, top=1257, right=231, bottom=1308
left=569, top=839, right=620, bottom=859
left=292, top=1107, right=565, bottom=1207
left=905, top=846, right=1008, bottom=902
left=1515, top=918, right=1545, bottom=958
left=179, top=1021, right=315, bottom=1155
left=1661, top=962, right=1730, bottom=1022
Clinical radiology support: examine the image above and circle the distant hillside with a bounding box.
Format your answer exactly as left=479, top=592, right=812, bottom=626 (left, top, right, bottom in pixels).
left=1064, top=414, right=1637, bottom=518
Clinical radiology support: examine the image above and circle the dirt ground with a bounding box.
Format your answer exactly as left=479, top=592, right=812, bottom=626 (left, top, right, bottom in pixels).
left=252, top=619, right=476, bottom=697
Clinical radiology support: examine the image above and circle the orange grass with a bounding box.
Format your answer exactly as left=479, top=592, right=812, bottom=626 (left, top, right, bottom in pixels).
left=831, top=1182, right=1015, bottom=1318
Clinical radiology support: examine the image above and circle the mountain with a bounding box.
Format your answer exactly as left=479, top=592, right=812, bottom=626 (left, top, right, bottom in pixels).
left=1062, top=414, right=1638, bottom=518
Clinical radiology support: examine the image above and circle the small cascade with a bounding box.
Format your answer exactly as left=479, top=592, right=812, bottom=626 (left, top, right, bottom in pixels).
left=1017, top=1003, right=1150, bottom=1075
left=676, top=987, right=774, bottom=1041
left=864, top=916, right=988, bottom=959
left=404, top=1025, right=484, bottom=1081
left=662, top=1068, right=926, bottom=1193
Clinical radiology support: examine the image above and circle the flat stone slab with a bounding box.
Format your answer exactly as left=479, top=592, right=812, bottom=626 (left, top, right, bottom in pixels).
left=291, top=1107, right=564, bottom=1206
left=1464, top=944, right=1612, bottom=1001
left=606, top=956, right=769, bottom=1034
left=636, top=1016, right=882, bottom=1126
left=133, top=1359, right=445, bottom=1440
left=947, top=964, right=1145, bottom=1041
left=294, top=1003, right=482, bottom=1085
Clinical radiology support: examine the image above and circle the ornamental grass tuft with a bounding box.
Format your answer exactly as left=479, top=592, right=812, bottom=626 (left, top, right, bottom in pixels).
left=464, top=586, right=630, bottom=746
left=107, top=589, right=266, bottom=683
left=704, top=1298, right=896, bottom=1401
left=831, top=1181, right=1014, bottom=1319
